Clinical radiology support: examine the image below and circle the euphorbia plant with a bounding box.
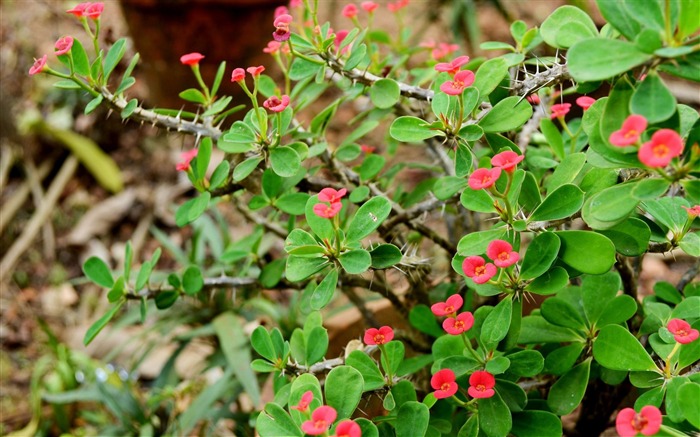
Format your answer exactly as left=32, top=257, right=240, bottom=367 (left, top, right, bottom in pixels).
left=28, top=0, right=700, bottom=436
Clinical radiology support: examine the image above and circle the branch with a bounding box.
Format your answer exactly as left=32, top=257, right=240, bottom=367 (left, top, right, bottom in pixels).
left=511, top=62, right=572, bottom=96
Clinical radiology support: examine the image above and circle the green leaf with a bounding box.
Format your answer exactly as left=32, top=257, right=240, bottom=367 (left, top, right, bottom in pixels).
left=175, top=192, right=210, bottom=227
left=481, top=296, right=513, bottom=349
left=541, top=297, right=587, bottom=331
left=305, top=326, right=328, bottom=365
left=289, top=56, right=323, bottom=80
left=155, top=290, right=178, bottom=309
left=71, top=38, right=90, bottom=77
left=678, top=383, right=700, bottom=428
left=457, top=228, right=508, bottom=256
left=83, top=300, right=123, bottom=345
left=525, top=267, right=569, bottom=295
left=511, top=411, right=563, bottom=437
left=359, top=154, right=385, bottom=181
left=544, top=343, right=585, bottom=375
left=53, top=79, right=83, bottom=89
left=325, top=366, right=364, bottom=420
left=409, top=305, right=444, bottom=337
left=213, top=312, right=260, bottom=406
left=478, top=96, right=533, bottom=133
left=305, top=196, right=335, bottom=241
left=270, top=147, right=301, bottom=177
left=680, top=232, right=700, bottom=257
left=678, top=0, right=700, bottom=39
left=486, top=357, right=511, bottom=375
left=555, top=230, right=616, bottom=275
left=381, top=341, right=405, bottom=375
left=461, top=186, right=497, bottom=213
left=597, top=295, right=638, bottom=327
left=350, top=186, right=370, bottom=203
left=344, top=43, right=368, bottom=70
left=505, top=350, right=544, bottom=378
left=84, top=95, right=103, bottom=115
left=311, top=268, right=338, bottom=310
left=220, top=121, right=257, bottom=153
left=458, top=415, right=479, bottom=437
left=179, top=88, right=207, bottom=104
left=581, top=272, right=621, bottom=325
left=339, top=249, right=371, bottom=274
left=276, top=193, right=310, bottom=216
left=568, top=39, right=653, bottom=82
left=369, top=244, right=402, bottom=269
left=593, top=325, right=658, bottom=371
left=251, top=326, right=277, bottom=362
left=286, top=255, right=328, bottom=282
left=520, top=233, right=561, bottom=280
left=540, top=6, right=598, bottom=48
left=370, top=78, right=400, bottom=109
left=182, top=266, right=204, bottom=296
left=395, top=402, right=430, bottom=437
left=519, top=315, right=583, bottom=344
left=346, top=351, right=385, bottom=391
left=546, top=153, right=586, bottom=192
left=103, top=38, right=126, bottom=81
left=478, top=392, right=512, bottom=437
left=623, top=0, right=664, bottom=31
left=672, top=296, right=700, bottom=320
left=630, top=71, right=677, bottom=123
left=530, top=184, right=584, bottom=222
left=83, top=256, right=114, bottom=288
left=389, top=116, right=442, bottom=143
left=472, top=57, right=508, bottom=99
left=597, top=1, right=641, bottom=40
left=547, top=358, right=591, bottom=415
left=433, top=176, right=469, bottom=200
left=632, top=178, right=671, bottom=200
left=598, top=217, right=651, bottom=256
left=256, top=402, right=302, bottom=437
left=345, top=196, right=392, bottom=242
left=582, top=183, right=640, bottom=230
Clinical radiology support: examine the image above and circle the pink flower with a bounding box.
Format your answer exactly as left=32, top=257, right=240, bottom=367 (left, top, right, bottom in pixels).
left=431, top=42, right=460, bottom=60
left=468, top=167, right=501, bottom=190
left=291, top=390, right=313, bottom=411
left=443, top=312, right=474, bottom=335
left=439, top=69, right=475, bottom=95
left=434, top=55, right=470, bottom=75
left=231, top=68, right=245, bottom=82
left=263, top=95, right=290, bottom=112
left=84, top=2, right=103, bottom=19
left=290, top=0, right=303, bottom=7
left=28, top=55, right=48, bottom=76
left=274, top=5, right=289, bottom=18
left=246, top=65, right=265, bottom=77
left=176, top=149, right=198, bottom=172
left=615, top=406, right=662, bottom=437
left=334, top=30, right=351, bottom=55
left=364, top=326, right=394, bottom=345
left=576, top=96, right=595, bottom=110
left=180, top=52, right=205, bottom=66
left=388, top=0, right=409, bottom=12
left=332, top=420, right=361, bottom=437
left=431, top=294, right=463, bottom=317
left=667, top=319, right=699, bottom=344
left=609, top=114, right=647, bottom=146
left=682, top=205, right=700, bottom=218
left=318, top=188, right=347, bottom=204
left=431, top=369, right=458, bottom=399
left=273, top=13, right=293, bottom=42
left=313, top=202, right=342, bottom=218
left=54, top=36, right=74, bottom=56
left=66, top=2, right=90, bottom=17
left=526, top=94, right=540, bottom=105
left=360, top=144, right=375, bottom=154
left=550, top=103, right=571, bottom=119
left=491, top=151, right=523, bottom=173
left=342, top=4, right=358, bottom=18
left=263, top=41, right=282, bottom=54
left=486, top=239, right=519, bottom=268
left=301, top=405, right=337, bottom=436
left=468, top=371, right=495, bottom=399
left=638, top=129, right=684, bottom=168
left=361, top=1, right=378, bottom=13
left=462, top=256, right=497, bottom=284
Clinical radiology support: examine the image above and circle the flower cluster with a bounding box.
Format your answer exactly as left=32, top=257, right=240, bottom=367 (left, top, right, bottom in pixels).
left=364, top=326, right=394, bottom=345
left=431, top=294, right=474, bottom=335
left=421, top=41, right=460, bottom=60
left=66, top=2, right=104, bottom=19
left=291, top=391, right=361, bottom=437
left=435, top=56, right=474, bottom=96
left=430, top=369, right=496, bottom=400
left=609, top=114, right=685, bottom=168
left=468, top=150, right=523, bottom=191
left=313, top=188, right=347, bottom=219
left=462, top=239, right=518, bottom=284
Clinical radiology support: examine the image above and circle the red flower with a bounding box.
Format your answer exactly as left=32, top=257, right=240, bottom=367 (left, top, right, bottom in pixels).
left=468, top=167, right=501, bottom=190
left=431, top=369, right=458, bottom=399
left=246, top=65, right=265, bottom=77
left=313, top=201, right=342, bottom=218
left=667, top=318, right=699, bottom=344
left=431, top=293, right=463, bottom=317
left=682, top=205, right=700, bottom=218
left=84, top=2, right=103, bottom=19
left=360, top=144, right=375, bottom=154
left=28, top=55, right=47, bottom=76
left=176, top=149, right=198, bottom=172
left=332, top=420, right=361, bottom=437
left=318, top=188, right=347, bottom=204
left=431, top=42, right=460, bottom=60
left=491, top=151, right=523, bottom=173
left=274, top=5, right=289, bottom=18
left=263, top=41, right=282, bottom=54
left=302, top=405, right=337, bottom=436
left=468, top=370, right=495, bottom=399
left=440, top=69, right=475, bottom=95
left=66, top=2, right=90, bottom=17
left=273, top=13, right=293, bottom=42
left=443, top=312, right=474, bottom=335
left=526, top=94, right=540, bottom=105
left=263, top=95, right=290, bottom=112
left=434, top=55, right=470, bottom=75
left=364, top=326, right=394, bottom=345
left=550, top=103, right=571, bottom=120
left=231, top=68, right=246, bottom=82
left=342, top=4, right=358, bottom=18
left=576, top=96, right=595, bottom=110
left=638, top=129, right=684, bottom=168
left=180, top=52, right=205, bottom=66
left=462, top=256, right=497, bottom=284
left=609, top=114, right=647, bottom=146
left=486, top=239, right=519, bottom=268
left=291, top=390, right=313, bottom=411
left=54, top=36, right=74, bottom=56
left=361, top=1, right=378, bottom=13
left=615, top=406, right=662, bottom=437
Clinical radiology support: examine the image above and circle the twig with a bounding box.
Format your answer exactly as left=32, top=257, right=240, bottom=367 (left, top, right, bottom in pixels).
left=0, top=143, right=14, bottom=193
left=677, top=257, right=700, bottom=291
left=231, top=196, right=288, bottom=239
left=25, top=159, right=55, bottom=261
left=615, top=254, right=638, bottom=300
left=0, top=155, right=78, bottom=282
left=526, top=212, right=582, bottom=232
left=340, top=285, right=381, bottom=327
left=125, top=276, right=258, bottom=300
left=0, top=160, right=52, bottom=236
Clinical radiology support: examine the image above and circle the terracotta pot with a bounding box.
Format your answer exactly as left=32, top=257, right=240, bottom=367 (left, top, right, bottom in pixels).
left=119, top=0, right=285, bottom=109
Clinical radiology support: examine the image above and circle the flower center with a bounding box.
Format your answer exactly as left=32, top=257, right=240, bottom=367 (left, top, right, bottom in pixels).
left=676, top=328, right=688, bottom=336
left=652, top=143, right=669, bottom=157
left=314, top=420, right=327, bottom=430
left=440, top=382, right=451, bottom=391
left=624, top=129, right=638, bottom=139
left=444, top=305, right=454, bottom=313
left=476, top=384, right=485, bottom=392
left=497, top=252, right=509, bottom=261
left=373, top=334, right=385, bottom=344
left=454, top=320, right=464, bottom=330
left=480, top=175, right=491, bottom=184
left=632, top=413, right=647, bottom=431
left=474, top=266, right=485, bottom=276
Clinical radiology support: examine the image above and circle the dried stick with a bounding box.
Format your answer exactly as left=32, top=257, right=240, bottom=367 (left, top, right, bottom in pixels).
left=25, top=159, right=56, bottom=261
left=0, top=160, right=52, bottom=236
